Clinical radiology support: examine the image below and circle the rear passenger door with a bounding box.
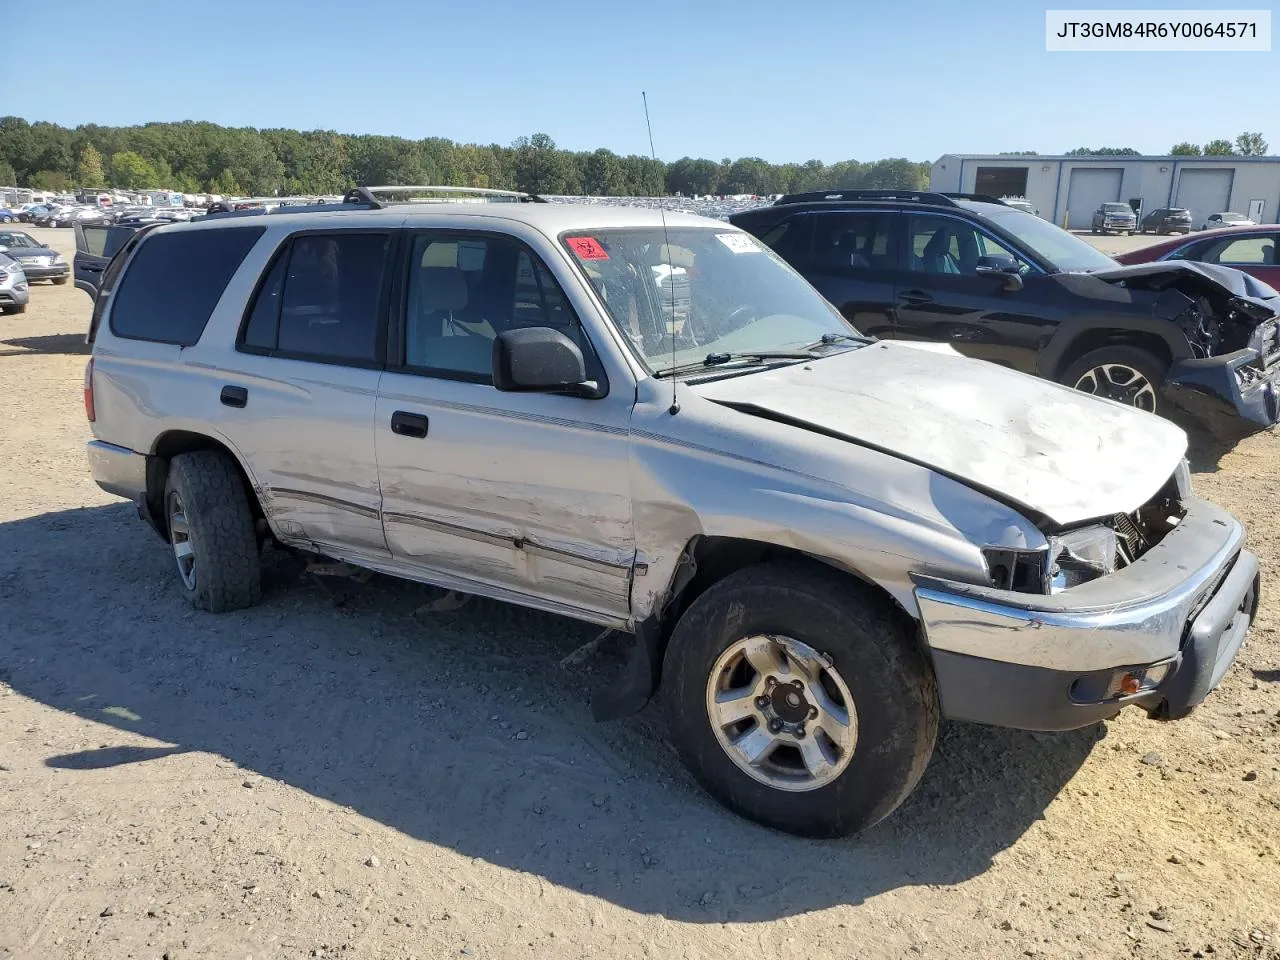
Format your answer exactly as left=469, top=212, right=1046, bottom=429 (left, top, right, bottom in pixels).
left=74, top=222, right=140, bottom=298
left=226, top=229, right=393, bottom=557
left=776, top=211, right=899, bottom=338
left=375, top=229, right=635, bottom=624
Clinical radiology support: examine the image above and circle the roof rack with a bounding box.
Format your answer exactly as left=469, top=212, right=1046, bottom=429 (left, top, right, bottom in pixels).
left=774, top=189, right=960, bottom=206
left=342, top=185, right=546, bottom=207
left=773, top=189, right=1012, bottom=208
left=938, top=192, right=1010, bottom=205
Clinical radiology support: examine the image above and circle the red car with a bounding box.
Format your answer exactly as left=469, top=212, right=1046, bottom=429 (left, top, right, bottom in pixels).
left=1115, top=224, right=1280, bottom=288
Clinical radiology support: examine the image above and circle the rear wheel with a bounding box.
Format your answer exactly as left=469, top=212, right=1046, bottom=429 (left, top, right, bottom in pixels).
left=1062, top=345, right=1167, bottom=414
left=662, top=561, right=938, bottom=837
left=163, top=450, right=262, bottom=612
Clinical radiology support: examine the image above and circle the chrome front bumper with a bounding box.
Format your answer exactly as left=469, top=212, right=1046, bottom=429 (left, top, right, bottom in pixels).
left=914, top=498, right=1258, bottom=730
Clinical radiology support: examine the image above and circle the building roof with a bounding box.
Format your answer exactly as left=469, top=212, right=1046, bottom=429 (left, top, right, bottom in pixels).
left=937, top=154, right=1280, bottom=163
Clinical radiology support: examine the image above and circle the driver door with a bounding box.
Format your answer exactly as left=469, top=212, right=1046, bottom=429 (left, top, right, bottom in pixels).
left=375, top=230, right=636, bottom=624
left=891, top=214, right=1057, bottom=373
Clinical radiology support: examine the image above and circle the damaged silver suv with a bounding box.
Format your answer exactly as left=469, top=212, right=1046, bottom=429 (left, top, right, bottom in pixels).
left=84, top=187, right=1260, bottom=837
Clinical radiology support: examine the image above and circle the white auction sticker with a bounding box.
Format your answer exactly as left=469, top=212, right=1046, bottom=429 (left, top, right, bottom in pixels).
left=716, top=233, right=761, bottom=253
left=1046, top=9, right=1271, bottom=51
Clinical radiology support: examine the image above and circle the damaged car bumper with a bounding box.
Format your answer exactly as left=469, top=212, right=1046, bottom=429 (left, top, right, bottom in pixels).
left=913, top=498, right=1258, bottom=731
left=1163, top=318, right=1280, bottom=430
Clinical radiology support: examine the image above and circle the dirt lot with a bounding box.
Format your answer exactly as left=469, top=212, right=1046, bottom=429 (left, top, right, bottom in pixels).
left=0, top=226, right=1278, bottom=960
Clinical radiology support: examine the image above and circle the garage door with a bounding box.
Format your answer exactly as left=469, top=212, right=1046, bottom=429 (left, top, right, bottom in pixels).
left=1066, top=168, right=1123, bottom=229
left=1174, top=169, right=1234, bottom=223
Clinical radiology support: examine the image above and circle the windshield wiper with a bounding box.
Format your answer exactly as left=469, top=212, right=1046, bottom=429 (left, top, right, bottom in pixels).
left=799, top=331, right=875, bottom=350
left=654, top=350, right=815, bottom=379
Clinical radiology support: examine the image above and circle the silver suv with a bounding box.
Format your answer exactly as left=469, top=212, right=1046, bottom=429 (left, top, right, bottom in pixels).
left=84, top=187, right=1260, bottom=837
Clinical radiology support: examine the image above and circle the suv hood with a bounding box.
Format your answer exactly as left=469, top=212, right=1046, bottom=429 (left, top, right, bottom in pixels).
left=694, top=342, right=1187, bottom=528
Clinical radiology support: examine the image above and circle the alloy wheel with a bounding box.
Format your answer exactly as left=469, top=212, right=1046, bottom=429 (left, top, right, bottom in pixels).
left=1073, top=363, right=1157, bottom=412
left=167, top=489, right=198, bottom=590
left=704, top=634, right=857, bottom=792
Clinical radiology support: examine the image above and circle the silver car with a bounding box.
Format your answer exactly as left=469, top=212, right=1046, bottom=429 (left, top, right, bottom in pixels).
left=83, top=188, right=1260, bottom=836
left=0, top=251, right=29, bottom=314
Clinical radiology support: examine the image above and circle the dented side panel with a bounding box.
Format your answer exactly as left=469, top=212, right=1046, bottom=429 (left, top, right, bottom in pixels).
left=626, top=379, right=1046, bottom=623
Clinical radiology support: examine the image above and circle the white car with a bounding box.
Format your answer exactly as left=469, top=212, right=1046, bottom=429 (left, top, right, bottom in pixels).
left=1196, top=212, right=1255, bottom=231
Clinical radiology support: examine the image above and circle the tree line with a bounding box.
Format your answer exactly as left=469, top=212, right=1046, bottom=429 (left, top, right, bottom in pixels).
left=0, top=116, right=931, bottom=198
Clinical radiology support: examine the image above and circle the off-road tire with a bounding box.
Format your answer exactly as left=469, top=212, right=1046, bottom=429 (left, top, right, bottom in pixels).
left=1061, top=345, right=1168, bottom=412
left=164, top=450, right=261, bottom=612
left=662, top=561, right=939, bottom=837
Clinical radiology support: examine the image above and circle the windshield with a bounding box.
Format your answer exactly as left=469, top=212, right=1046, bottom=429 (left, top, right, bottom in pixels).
left=1102, top=203, right=1130, bottom=213
left=0, top=232, right=39, bottom=249
left=967, top=205, right=1118, bottom=274
left=1221, top=212, right=1248, bottom=221
left=562, top=227, right=858, bottom=375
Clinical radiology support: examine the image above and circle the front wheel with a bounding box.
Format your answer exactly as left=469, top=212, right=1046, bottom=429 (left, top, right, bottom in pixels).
left=1061, top=345, right=1167, bottom=414
left=52, top=276, right=68, bottom=285
left=662, top=562, right=938, bottom=837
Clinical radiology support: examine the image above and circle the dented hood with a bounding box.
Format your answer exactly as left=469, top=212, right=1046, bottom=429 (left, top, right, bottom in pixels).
left=1088, top=260, right=1280, bottom=311
left=695, top=342, right=1188, bottom=528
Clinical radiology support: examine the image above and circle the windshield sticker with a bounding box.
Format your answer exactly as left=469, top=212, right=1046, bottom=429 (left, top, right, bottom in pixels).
left=567, top=236, right=609, bottom=260
left=715, top=233, right=760, bottom=254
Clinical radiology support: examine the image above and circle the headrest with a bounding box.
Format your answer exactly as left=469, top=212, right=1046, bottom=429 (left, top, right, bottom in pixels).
left=417, top=266, right=468, bottom=313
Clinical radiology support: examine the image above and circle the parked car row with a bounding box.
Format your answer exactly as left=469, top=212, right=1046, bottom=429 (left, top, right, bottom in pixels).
left=77, top=185, right=1266, bottom=839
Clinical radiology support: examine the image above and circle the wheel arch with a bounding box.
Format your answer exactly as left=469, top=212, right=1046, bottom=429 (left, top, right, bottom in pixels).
left=594, top=534, right=923, bottom=722
left=1040, top=318, right=1188, bottom=382
left=143, top=430, right=265, bottom=540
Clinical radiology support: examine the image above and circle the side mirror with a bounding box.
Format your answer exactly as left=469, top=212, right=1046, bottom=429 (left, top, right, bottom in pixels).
left=0, top=245, right=7, bottom=254
left=974, top=255, right=1024, bottom=291
left=492, top=327, right=603, bottom=398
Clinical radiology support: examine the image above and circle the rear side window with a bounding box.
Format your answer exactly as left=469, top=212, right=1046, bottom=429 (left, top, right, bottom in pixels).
left=238, top=232, right=390, bottom=365
left=109, top=227, right=265, bottom=345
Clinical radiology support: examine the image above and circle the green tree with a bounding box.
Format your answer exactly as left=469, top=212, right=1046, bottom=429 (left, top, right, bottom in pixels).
left=29, top=170, right=70, bottom=191
left=0, top=159, right=15, bottom=186
left=1203, top=139, right=1234, bottom=155
left=1169, top=142, right=1201, bottom=155
left=581, top=148, right=626, bottom=196
left=208, top=169, right=243, bottom=196
left=1234, top=132, right=1268, bottom=156
left=1065, top=146, right=1140, bottom=156
left=76, top=144, right=106, bottom=186
left=110, top=150, right=159, bottom=188
left=512, top=133, right=578, bottom=195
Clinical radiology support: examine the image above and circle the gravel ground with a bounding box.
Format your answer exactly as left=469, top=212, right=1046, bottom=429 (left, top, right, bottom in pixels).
left=0, top=227, right=1277, bottom=960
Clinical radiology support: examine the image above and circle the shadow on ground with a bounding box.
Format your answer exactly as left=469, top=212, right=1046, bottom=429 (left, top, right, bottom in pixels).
left=0, top=333, right=90, bottom=356
left=0, top=504, right=1098, bottom=922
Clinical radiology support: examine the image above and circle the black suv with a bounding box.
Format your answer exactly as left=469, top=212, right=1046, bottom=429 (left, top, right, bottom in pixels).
left=1141, top=207, right=1193, bottom=235
left=729, top=190, right=1280, bottom=431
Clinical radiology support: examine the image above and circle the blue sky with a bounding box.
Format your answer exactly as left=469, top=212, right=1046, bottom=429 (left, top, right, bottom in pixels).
left=11, top=0, right=1276, bottom=163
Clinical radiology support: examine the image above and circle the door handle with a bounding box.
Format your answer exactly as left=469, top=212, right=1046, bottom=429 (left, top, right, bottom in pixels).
left=81, top=264, right=104, bottom=273
left=391, top=411, right=429, bottom=439
left=220, top=385, right=248, bottom=408
left=899, top=290, right=933, bottom=305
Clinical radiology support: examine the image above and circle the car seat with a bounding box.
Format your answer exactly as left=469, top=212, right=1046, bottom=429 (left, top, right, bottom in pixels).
left=407, top=265, right=492, bottom=375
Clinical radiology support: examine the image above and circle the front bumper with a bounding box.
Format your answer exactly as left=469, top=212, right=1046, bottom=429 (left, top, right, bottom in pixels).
left=14, top=261, right=69, bottom=280
left=915, top=498, right=1258, bottom=731
left=1163, top=340, right=1280, bottom=434
left=0, top=278, right=29, bottom=306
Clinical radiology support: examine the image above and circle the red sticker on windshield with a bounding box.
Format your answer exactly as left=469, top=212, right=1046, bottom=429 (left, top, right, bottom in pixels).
left=568, top=236, right=609, bottom=260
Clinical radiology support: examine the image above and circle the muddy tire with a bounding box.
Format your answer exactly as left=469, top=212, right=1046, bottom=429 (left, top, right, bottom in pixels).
left=662, top=561, right=938, bottom=837
left=163, top=450, right=261, bottom=612
left=1061, top=345, right=1167, bottom=414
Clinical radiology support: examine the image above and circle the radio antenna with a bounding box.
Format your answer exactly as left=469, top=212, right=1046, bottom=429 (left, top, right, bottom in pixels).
left=643, top=90, right=679, bottom=415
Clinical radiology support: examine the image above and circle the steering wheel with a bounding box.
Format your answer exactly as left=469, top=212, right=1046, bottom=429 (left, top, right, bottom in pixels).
left=726, top=304, right=759, bottom=328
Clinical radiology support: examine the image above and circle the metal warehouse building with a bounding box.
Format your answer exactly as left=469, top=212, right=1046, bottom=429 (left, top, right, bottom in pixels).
left=930, top=154, right=1280, bottom=228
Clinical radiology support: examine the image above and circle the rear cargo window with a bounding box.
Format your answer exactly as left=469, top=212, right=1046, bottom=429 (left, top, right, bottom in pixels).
left=109, top=227, right=265, bottom=346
